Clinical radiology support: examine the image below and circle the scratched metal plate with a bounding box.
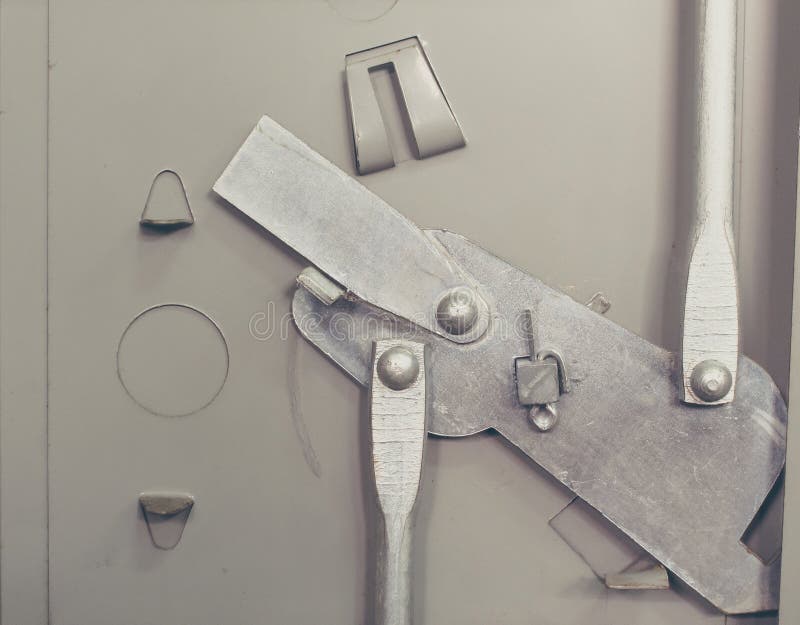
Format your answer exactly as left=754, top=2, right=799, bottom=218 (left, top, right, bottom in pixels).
left=294, top=229, right=787, bottom=614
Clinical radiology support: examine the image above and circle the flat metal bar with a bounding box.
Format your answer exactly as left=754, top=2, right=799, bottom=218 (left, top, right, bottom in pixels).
left=370, top=341, right=426, bottom=625
left=682, top=0, right=740, bottom=404
left=213, top=115, right=487, bottom=343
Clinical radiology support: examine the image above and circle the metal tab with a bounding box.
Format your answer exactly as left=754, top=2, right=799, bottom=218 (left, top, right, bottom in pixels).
left=345, top=36, right=466, bottom=174
left=605, top=558, right=670, bottom=591
left=516, top=359, right=559, bottom=406
left=139, top=492, right=194, bottom=550
left=296, top=266, right=345, bottom=306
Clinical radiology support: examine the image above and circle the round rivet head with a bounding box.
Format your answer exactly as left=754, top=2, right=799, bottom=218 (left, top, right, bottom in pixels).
left=690, top=359, right=733, bottom=402
left=436, top=287, right=479, bottom=335
left=376, top=346, right=420, bottom=391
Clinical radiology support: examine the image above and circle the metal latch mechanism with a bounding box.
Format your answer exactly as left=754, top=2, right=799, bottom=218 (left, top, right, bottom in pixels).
left=213, top=3, right=786, bottom=609
left=214, top=114, right=786, bottom=614
left=515, top=310, right=569, bottom=432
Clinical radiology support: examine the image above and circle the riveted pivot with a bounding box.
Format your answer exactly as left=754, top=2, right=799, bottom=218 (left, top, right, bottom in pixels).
left=376, top=345, right=420, bottom=391
left=436, top=287, right=479, bottom=335
left=690, top=359, right=733, bottom=403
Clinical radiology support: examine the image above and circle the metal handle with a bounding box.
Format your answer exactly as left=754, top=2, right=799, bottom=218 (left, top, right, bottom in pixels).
left=376, top=515, right=414, bottom=625
left=681, top=0, right=740, bottom=404
left=370, top=341, right=427, bottom=625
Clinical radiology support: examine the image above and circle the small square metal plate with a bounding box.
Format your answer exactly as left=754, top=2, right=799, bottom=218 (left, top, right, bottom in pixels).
left=515, top=358, right=559, bottom=405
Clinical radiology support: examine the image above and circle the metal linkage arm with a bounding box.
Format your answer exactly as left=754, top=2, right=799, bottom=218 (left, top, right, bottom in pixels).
left=682, top=0, right=740, bottom=405
left=370, top=341, right=427, bottom=625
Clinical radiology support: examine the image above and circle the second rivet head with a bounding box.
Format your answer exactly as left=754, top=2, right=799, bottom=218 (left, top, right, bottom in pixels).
left=436, top=287, right=479, bottom=335
left=376, top=346, right=420, bottom=391
left=690, top=359, right=733, bottom=402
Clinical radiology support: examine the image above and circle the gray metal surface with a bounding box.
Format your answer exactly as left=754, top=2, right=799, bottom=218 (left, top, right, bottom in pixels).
left=293, top=229, right=786, bottom=614
left=213, top=116, right=488, bottom=344
left=24, top=1, right=796, bottom=624
left=0, top=1, right=49, bottom=623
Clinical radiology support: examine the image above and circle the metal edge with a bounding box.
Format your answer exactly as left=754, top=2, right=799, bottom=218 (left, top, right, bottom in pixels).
left=778, top=101, right=800, bottom=625
left=0, top=0, right=50, bottom=622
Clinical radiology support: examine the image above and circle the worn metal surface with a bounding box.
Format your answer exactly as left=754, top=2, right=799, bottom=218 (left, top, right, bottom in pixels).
left=370, top=341, right=427, bottom=625
left=681, top=0, right=740, bottom=405
left=293, top=229, right=786, bottom=614
left=213, top=116, right=488, bottom=344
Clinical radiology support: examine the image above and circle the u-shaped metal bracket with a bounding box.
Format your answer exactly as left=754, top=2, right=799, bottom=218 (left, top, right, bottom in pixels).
left=536, top=348, right=570, bottom=394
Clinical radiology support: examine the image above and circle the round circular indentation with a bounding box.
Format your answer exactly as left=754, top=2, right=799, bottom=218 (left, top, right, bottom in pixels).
left=377, top=346, right=419, bottom=391
left=690, top=359, right=733, bottom=402
left=327, top=0, right=398, bottom=21
left=117, top=304, right=229, bottom=417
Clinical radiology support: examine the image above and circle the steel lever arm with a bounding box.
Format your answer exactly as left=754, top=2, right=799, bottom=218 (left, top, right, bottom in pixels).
left=682, top=0, right=740, bottom=404
left=370, top=341, right=427, bottom=625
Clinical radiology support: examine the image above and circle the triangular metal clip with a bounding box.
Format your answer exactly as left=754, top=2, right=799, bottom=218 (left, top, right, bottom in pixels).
left=140, top=170, right=194, bottom=229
